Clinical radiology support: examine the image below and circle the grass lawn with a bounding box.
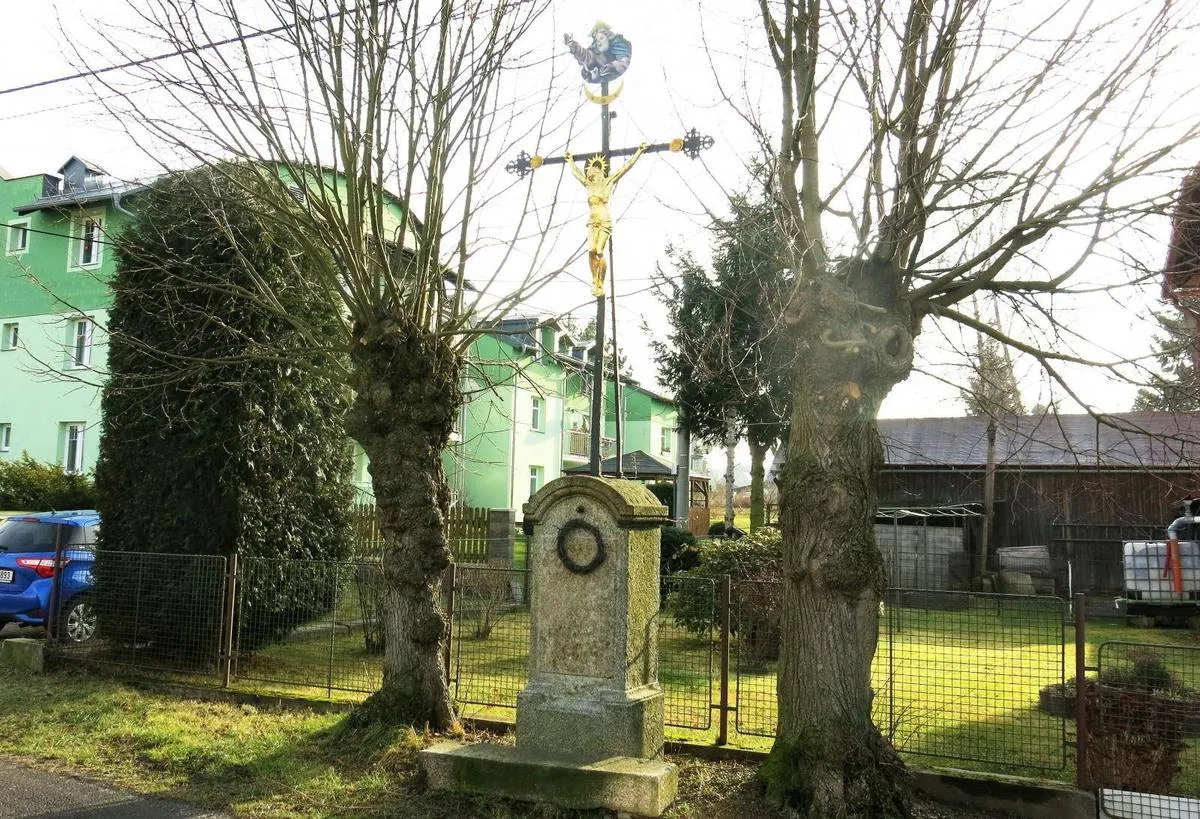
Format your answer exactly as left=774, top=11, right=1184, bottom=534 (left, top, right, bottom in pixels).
left=0, top=664, right=780, bottom=818
left=212, top=589, right=1200, bottom=788
left=47, top=579, right=1200, bottom=800
left=8, top=609, right=1200, bottom=815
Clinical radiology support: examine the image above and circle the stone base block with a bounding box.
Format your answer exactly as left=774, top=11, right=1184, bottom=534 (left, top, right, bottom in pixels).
left=420, top=740, right=678, bottom=817
left=517, top=685, right=663, bottom=761
left=0, top=638, right=44, bottom=673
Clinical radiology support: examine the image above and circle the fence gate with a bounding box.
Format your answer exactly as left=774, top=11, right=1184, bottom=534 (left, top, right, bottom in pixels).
left=732, top=579, right=782, bottom=736
left=1094, top=641, right=1200, bottom=819
left=659, top=575, right=715, bottom=731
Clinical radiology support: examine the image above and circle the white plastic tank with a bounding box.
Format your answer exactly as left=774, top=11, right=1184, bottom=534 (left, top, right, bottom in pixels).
left=1123, top=541, right=1200, bottom=602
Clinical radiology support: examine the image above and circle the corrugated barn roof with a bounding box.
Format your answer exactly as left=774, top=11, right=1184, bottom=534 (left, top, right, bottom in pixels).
left=879, top=412, right=1200, bottom=469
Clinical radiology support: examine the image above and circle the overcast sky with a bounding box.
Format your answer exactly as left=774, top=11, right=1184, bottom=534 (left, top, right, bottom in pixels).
left=0, top=0, right=1191, bottom=448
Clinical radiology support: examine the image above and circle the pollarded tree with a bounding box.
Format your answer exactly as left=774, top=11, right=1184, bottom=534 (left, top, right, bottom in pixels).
left=96, top=165, right=354, bottom=656
left=85, top=0, right=554, bottom=729
left=747, top=1, right=1200, bottom=813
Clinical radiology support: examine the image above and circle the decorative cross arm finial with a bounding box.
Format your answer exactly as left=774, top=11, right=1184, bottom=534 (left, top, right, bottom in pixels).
left=506, top=128, right=715, bottom=178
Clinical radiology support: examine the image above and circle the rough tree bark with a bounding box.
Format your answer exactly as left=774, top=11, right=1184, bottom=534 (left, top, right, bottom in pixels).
left=765, top=263, right=917, bottom=816
left=345, top=313, right=461, bottom=729
left=748, top=438, right=767, bottom=531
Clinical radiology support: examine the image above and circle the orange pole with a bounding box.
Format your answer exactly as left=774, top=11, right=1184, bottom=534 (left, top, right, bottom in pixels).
left=1170, top=537, right=1185, bottom=595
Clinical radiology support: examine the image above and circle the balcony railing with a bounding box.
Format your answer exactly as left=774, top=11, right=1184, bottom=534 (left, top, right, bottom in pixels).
left=562, top=429, right=616, bottom=462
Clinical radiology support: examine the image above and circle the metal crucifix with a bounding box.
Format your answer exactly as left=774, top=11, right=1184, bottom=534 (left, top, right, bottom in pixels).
left=506, top=20, right=714, bottom=477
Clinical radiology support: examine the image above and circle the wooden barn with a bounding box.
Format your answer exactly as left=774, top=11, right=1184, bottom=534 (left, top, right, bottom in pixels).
left=877, top=412, right=1200, bottom=595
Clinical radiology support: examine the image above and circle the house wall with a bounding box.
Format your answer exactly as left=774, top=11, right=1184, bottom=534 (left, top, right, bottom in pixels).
left=1, top=162, right=682, bottom=510
left=450, top=334, right=568, bottom=513
left=606, top=385, right=678, bottom=461
left=1, top=174, right=126, bottom=473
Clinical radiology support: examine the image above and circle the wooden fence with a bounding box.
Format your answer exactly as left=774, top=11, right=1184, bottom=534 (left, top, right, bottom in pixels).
left=350, top=501, right=491, bottom=564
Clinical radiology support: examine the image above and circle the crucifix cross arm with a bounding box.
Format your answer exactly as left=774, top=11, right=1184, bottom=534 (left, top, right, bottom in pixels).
left=505, top=127, right=715, bottom=178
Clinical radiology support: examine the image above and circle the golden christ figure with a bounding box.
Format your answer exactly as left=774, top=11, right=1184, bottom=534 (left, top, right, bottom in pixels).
left=563, top=144, right=648, bottom=296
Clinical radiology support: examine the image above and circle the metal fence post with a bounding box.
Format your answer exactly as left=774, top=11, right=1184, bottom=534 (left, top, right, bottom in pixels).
left=444, top=563, right=457, bottom=692
left=327, top=563, right=339, bottom=698
left=717, top=574, right=731, bottom=746
left=1073, top=592, right=1090, bottom=790
left=220, top=553, right=238, bottom=688
left=46, top=527, right=65, bottom=644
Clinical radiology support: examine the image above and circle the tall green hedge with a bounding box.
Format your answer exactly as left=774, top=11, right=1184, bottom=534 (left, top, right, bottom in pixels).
left=95, top=165, right=353, bottom=658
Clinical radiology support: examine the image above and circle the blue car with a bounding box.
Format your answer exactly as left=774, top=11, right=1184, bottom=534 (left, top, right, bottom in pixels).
left=0, top=510, right=99, bottom=643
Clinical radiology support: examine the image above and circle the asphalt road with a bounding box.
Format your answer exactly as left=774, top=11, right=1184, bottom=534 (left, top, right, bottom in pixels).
left=0, top=760, right=230, bottom=818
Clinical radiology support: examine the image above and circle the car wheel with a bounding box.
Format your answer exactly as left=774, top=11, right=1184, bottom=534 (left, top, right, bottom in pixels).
left=62, top=598, right=98, bottom=644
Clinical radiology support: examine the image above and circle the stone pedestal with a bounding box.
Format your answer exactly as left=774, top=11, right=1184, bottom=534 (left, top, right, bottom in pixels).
left=421, top=476, right=677, bottom=815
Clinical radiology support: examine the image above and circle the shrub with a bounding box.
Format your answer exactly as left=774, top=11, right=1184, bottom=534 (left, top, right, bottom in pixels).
left=707, top=521, right=745, bottom=540
left=660, top=525, right=699, bottom=576
left=1085, top=681, right=1186, bottom=792
left=95, top=166, right=354, bottom=660
left=0, top=454, right=97, bottom=511
left=670, top=527, right=782, bottom=666
left=647, top=482, right=675, bottom=517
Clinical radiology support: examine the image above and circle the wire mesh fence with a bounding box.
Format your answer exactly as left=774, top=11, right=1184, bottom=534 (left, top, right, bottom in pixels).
left=51, top=551, right=227, bottom=678
left=451, top=564, right=529, bottom=714
left=877, top=590, right=1066, bottom=774
left=659, top=575, right=715, bottom=730
left=731, top=579, right=782, bottom=737
left=232, top=558, right=382, bottom=696
left=1093, top=642, right=1200, bottom=818
left=45, top=553, right=1073, bottom=771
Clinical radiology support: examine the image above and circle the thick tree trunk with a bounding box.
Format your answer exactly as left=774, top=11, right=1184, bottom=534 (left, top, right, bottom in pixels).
left=344, top=315, right=461, bottom=731
left=748, top=439, right=767, bottom=532
left=765, top=270, right=916, bottom=817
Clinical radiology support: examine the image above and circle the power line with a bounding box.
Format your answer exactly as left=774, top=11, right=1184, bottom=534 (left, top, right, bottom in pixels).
left=0, top=3, right=367, bottom=98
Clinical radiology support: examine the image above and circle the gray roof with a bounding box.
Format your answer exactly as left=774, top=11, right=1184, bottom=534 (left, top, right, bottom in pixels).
left=564, top=449, right=706, bottom=480
left=879, top=412, right=1200, bottom=469
left=58, top=156, right=107, bottom=175
left=15, top=179, right=149, bottom=214
left=564, top=449, right=676, bottom=478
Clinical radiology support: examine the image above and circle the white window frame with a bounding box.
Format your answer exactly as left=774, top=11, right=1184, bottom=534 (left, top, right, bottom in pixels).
left=528, top=465, right=543, bottom=498
left=531, top=396, right=544, bottom=432
left=0, top=423, right=10, bottom=452
left=1, top=322, right=17, bottom=351
left=661, top=426, right=673, bottom=455
left=69, top=317, right=93, bottom=368
left=5, top=219, right=30, bottom=256
left=69, top=212, right=104, bottom=270
left=62, top=423, right=86, bottom=474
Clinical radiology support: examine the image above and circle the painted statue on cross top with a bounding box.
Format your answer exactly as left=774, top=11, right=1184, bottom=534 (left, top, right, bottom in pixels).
left=564, top=144, right=648, bottom=297
left=563, top=21, right=632, bottom=84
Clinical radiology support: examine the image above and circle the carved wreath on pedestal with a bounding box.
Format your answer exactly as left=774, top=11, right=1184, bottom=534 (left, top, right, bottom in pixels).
left=556, top=519, right=607, bottom=574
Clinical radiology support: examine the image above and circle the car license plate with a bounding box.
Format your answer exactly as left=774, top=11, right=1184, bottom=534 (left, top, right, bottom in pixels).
left=0, top=569, right=12, bottom=583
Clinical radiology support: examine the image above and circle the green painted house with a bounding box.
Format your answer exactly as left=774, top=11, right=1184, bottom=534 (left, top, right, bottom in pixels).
left=445, top=317, right=682, bottom=514
left=0, top=158, right=139, bottom=474
left=0, top=160, right=682, bottom=512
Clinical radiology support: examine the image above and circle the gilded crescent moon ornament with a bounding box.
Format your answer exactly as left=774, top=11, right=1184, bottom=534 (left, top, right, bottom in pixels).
left=584, top=81, right=624, bottom=105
